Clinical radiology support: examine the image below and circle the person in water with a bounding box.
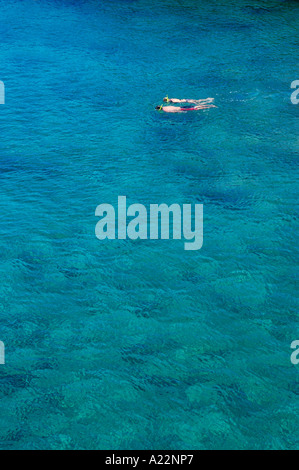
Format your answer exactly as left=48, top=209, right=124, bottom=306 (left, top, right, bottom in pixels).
left=163, top=96, right=214, bottom=104
left=155, top=103, right=216, bottom=113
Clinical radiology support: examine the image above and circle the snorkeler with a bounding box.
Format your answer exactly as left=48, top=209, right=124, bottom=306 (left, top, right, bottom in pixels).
left=163, top=96, right=214, bottom=104
left=155, top=103, right=216, bottom=113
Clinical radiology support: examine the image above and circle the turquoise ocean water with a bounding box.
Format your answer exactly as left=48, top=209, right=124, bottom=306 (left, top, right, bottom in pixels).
left=0, top=0, right=298, bottom=450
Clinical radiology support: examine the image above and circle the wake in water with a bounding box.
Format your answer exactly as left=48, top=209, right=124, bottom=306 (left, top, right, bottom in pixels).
left=225, top=90, right=260, bottom=102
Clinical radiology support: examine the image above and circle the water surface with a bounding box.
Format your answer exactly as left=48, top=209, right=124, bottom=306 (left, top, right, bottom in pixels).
left=0, top=0, right=298, bottom=450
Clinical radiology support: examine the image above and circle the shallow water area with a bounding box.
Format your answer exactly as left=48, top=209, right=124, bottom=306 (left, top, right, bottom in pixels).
left=0, top=0, right=298, bottom=450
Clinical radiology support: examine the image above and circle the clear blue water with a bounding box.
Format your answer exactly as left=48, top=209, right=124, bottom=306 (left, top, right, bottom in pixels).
left=0, top=0, right=298, bottom=450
